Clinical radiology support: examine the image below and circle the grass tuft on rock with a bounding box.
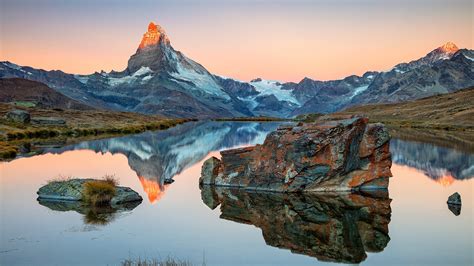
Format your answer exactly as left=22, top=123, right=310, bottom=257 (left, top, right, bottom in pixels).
left=47, top=175, right=72, bottom=185
left=83, top=180, right=117, bottom=206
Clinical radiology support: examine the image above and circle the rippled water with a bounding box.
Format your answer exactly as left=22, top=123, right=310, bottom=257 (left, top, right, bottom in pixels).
left=0, top=121, right=472, bottom=265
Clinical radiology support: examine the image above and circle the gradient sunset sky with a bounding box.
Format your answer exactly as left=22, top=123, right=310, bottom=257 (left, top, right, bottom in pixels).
left=1, top=0, right=472, bottom=82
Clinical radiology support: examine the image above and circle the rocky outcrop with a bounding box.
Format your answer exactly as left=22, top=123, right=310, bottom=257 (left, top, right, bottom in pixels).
left=37, top=178, right=142, bottom=206
left=200, top=117, right=392, bottom=191
left=200, top=186, right=391, bottom=263
left=5, top=109, right=30, bottom=123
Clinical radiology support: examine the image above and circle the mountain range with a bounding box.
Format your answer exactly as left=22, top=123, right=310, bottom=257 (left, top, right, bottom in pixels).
left=1, top=22, right=473, bottom=118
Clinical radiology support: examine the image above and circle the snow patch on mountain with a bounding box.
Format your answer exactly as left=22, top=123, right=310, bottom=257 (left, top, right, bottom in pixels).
left=393, top=68, right=407, bottom=74
left=168, top=53, right=231, bottom=100
left=350, top=85, right=369, bottom=98
left=249, top=79, right=300, bottom=105
left=108, top=67, right=153, bottom=86
left=463, top=54, right=474, bottom=61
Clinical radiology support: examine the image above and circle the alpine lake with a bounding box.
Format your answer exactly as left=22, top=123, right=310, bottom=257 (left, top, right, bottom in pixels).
left=0, top=121, right=472, bottom=265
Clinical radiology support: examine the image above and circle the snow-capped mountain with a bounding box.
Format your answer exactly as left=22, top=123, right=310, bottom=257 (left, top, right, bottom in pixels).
left=347, top=48, right=474, bottom=107
left=392, top=42, right=460, bottom=73
left=0, top=21, right=472, bottom=118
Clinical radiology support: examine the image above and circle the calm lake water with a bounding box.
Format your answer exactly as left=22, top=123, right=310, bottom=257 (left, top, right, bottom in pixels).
left=0, top=121, right=473, bottom=265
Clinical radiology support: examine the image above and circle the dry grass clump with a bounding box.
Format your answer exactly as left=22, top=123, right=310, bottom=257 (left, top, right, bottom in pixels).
left=83, top=178, right=117, bottom=206
left=102, top=174, right=118, bottom=186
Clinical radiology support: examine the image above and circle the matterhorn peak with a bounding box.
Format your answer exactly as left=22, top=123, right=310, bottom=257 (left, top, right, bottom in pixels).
left=438, top=42, right=459, bottom=54
left=138, top=21, right=170, bottom=50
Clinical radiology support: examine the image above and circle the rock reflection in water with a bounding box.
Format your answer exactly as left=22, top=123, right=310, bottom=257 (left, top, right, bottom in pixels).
left=201, top=186, right=391, bottom=264
left=38, top=200, right=141, bottom=225
left=447, top=203, right=461, bottom=216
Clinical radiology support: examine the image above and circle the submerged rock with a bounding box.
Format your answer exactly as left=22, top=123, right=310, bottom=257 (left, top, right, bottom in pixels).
left=37, top=178, right=142, bottom=206
left=200, top=186, right=392, bottom=264
left=200, top=117, right=392, bottom=192
left=447, top=192, right=461, bottom=205
left=5, top=109, right=30, bottom=123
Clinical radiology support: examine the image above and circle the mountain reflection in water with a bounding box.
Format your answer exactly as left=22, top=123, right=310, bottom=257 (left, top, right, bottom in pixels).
left=201, top=186, right=391, bottom=264
left=43, top=121, right=282, bottom=203
left=390, top=139, right=474, bottom=185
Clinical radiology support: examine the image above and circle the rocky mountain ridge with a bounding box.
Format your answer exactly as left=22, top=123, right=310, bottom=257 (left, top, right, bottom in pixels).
left=1, top=21, right=472, bottom=118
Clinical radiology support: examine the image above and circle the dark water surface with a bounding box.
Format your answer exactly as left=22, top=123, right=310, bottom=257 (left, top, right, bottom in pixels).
left=0, top=121, right=472, bottom=265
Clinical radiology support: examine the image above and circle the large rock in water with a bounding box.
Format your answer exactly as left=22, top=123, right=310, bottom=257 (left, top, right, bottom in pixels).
left=37, top=178, right=142, bottom=206
left=200, top=117, right=392, bottom=191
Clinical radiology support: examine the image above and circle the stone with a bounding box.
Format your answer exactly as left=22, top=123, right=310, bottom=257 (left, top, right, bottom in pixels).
left=200, top=186, right=392, bottom=264
left=200, top=117, right=392, bottom=192
left=447, top=203, right=461, bottom=216
left=31, top=117, right=66, bottom=125
left=447, top=192, right=461, bottom=205
left=5, top=109, right=30, bottom=123
left=199, top=156, right=224, bottom=185
left=37, top=178, right=142, bottom=206
left=164, top=178, right=175, bottom=184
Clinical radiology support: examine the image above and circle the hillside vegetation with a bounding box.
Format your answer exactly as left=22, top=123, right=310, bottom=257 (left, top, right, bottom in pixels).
left=339, top=87, right=474, bottom=131
left=0, top=104, right=190, bottom=159
left=0, top=78, right=92, bottom=110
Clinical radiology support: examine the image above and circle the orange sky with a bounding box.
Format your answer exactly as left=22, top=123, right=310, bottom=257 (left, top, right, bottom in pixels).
left=1, top=0, right=472, bottom=82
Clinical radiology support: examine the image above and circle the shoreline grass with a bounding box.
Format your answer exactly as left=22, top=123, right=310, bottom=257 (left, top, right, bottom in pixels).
left=0, top=103, right=193, bottom=160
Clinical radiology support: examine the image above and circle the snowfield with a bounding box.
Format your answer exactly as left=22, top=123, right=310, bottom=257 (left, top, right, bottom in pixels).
left=107, top=66, right=154, bottom=86
left=169, top=53, right=231, bottom=100
left=249, top=79, right=301, bottom=106
left=350, top=85, right=369, bottom=98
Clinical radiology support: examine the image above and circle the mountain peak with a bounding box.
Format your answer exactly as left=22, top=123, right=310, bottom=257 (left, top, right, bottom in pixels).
left=138, top=21, right=169, bottom=50
left=438, top=42, right=459, bottom=54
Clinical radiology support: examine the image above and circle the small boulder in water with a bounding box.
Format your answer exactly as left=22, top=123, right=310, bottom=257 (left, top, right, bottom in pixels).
left=37, top=178, right=142, bottom=207
left=447, top=192, right=461, bottom=205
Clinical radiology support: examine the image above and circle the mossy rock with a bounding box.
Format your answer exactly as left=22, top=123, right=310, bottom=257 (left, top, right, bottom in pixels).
left=37, top=178, right=142, bottom=206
